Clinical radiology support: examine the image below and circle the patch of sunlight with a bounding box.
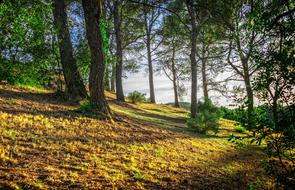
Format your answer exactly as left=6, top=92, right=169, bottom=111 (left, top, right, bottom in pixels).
left=15, top=84, right=48, bottom=93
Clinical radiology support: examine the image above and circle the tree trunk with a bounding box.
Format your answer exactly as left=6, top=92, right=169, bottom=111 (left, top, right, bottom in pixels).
left=104, top=65, right=110, bottom=91
left=113, top=0, right=125, bottom=101
left=53, top=0, right=87, bottom=101
left=242, top=59, right=254, bottom=129
left=109, top=39, right=116, bottom=92
left=201, top=45, right=209, bottom=102
left=81, top=0, right=111, bottom=118
left=144, top=11, right=156, bottom=103
left=111, top=61, right=116, bottom=92
left=201, top=59, right=209, bottom=101
left=272, top=94, right=278, bottom=127
left=186, top=1, right=198, bottom=118
left=171, top=46, right=179, bottom=108
left=172, top=78, right=179, bottom=108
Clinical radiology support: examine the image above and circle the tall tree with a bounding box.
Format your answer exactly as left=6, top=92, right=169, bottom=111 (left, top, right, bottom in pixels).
left=113, top=0, right=125, bottom=101
left=197, top=24, right=228, bottom=102
left=185, top=0, right=198, bottom=118
left=53, top=0, right=87, bottom=101
left=157, top=12, right=189, bottom=108
left=81, top=0, right=111, bottom=118
left=142, top=3, right=161, bottom=103
left=225, top=0, right=262, bottom=128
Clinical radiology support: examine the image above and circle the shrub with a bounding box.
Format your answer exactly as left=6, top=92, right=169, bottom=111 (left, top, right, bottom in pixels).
left=127, top=91, right=147, bottom=104
left=255, top=105, right=295, bottom=188
left=234, top=125, right=247, bottom=133
left=76, top=99, right=96, bottom=113
left=187, top=99, right=220, bottom=134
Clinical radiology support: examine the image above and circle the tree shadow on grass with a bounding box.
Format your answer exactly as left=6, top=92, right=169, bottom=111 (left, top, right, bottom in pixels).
left=0, top=88, right=75, bottom=107
left=0, top=87, right=270, bottom=189
left=0, top=88, right=248, bottom=142
left=139, top=145, right=266, bottom=190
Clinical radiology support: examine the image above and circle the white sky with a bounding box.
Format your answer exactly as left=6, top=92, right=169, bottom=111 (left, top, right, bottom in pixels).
left=123, top=71, right=234, bottom=107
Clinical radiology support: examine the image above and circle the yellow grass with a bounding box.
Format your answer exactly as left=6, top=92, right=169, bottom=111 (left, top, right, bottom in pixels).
left=0, top=84, right=272, bottom=189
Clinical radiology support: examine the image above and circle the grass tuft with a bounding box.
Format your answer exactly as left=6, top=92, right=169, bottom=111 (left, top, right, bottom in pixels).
left=234, top=125, right=247, bottom=133
left=133, top=171, right=145, bottom=180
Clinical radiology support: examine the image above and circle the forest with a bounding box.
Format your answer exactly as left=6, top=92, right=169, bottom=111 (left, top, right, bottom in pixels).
left=0, top=0, right=294, bottom=189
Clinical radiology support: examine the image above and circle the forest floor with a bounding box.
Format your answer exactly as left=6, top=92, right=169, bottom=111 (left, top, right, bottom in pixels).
left=0, top=84, right=273, bottom=190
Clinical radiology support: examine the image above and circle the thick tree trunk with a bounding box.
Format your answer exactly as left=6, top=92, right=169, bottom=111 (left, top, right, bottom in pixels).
left=53, top=0, right=87, bottom=101
left=186, top=1, right=198, bottom=118
left=144, top=12, right=156, bottom=103
left=81, top=0, right=111, bottom=118
left=113, top=0, right=125, bottom=101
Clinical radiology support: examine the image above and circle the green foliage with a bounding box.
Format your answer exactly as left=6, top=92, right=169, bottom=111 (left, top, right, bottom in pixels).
left=218, top=107, right=240, bottom=121
left=76, top=99, right=96, bottom=114
left=187, top=99, right=219, bottom=134
left=127, top=91, right=147, bottom=104
left=243, top=0, right=295, bottom=187
left=219, top=106, right=273, bottom=132
left=0, top=0, right=56, bottom=87
left=4, top=129, right=17, bottom=141
left=166, top=102, right=191, bottom=110
left=228, top=134, right=246, bottom=147
left=133, top=171, right=144, bottom=180
left=75, top=39, right=91, bottom=83
left=234, top=125, right=247, bottom=133
left=100, top=16, right=109, bottom=55
left=250, top=105, right=295, bottom=187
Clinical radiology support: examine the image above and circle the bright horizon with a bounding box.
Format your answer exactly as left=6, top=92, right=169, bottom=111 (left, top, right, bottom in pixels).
left=123, top=70, right=234, bottom=107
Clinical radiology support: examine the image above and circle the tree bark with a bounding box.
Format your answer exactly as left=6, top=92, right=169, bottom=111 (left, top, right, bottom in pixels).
left=104, top=65, right=110, bottom=91
left=109, top=37, right=116, bottom=92
left=172, top=76, right=179, bottom=108
left=242, top=58, right=254, bottom=129
left=111, top=61, right=116, bottom=92
left=201, top=44, right=209, bottom=101
left=81, top=0, right=111, bottom=118
left=186, top=1, right=198, bottom=118
left=113, top=0, right=125, bottom=101
left=171, top=45, right=179, bottom=107
left=144, top=10, right=156, bottom=103
left=53, top=0, right=87, bottom=101
left=201, top=59, right=209, bottom=101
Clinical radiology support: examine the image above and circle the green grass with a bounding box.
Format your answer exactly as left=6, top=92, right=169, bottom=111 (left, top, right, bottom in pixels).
left=234, top=125, right=247, bottom=133
left=0, top=84, right=272, bottom=189
left=133, top=171, right=145, bottom=180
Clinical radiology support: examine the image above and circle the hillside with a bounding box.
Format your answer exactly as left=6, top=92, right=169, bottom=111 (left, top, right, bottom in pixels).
left=0, top=84, right=270, bottom=190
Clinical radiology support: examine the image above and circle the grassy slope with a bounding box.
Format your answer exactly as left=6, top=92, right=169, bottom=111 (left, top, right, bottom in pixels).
left=0, top=84, right=270, bottom=190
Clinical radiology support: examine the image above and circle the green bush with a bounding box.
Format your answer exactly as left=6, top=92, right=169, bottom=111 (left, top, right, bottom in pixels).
left=234, top=125, right=247, bottom=133
left=187, top=99, right=220, bottom=134
left=127, top=91, right=147, bottom=104
left=76, top=99, right=96, bottom=113
left=0, top=58, right=54, bottom=88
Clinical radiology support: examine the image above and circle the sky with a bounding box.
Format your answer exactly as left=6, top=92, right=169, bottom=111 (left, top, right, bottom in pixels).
left=123, top=70, right=235, bottom=107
